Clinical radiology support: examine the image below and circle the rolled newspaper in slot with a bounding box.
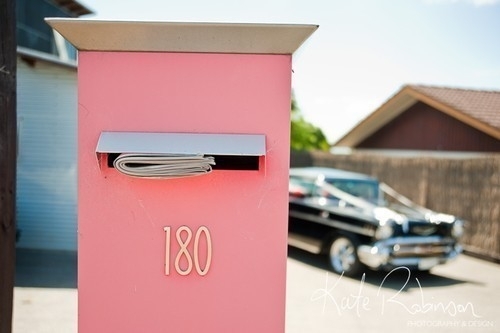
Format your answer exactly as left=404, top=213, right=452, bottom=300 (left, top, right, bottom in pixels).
left=113, top=153, right=215, bottom=179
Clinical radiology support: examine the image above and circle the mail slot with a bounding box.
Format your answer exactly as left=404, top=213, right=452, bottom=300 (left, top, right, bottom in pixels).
left=46, top=18, right=317, bottom=333
left=96, top=131, right=266, bottom=175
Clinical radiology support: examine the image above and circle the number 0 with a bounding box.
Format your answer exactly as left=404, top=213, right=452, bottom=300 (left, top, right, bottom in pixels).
left=194, top=226, right=212, bottom=276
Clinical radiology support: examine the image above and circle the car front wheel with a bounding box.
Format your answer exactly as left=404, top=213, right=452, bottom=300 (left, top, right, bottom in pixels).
left=328, top=236, right=363, bottom=276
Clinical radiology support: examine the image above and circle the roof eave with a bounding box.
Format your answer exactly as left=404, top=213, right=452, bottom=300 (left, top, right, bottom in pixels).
left=51, top=0, right=94, bottom=17
left=334, top=85, right=500, bottom=148
left=407, top=87, right=500, bottom=140
left=333, top=85, right=418, bottom=147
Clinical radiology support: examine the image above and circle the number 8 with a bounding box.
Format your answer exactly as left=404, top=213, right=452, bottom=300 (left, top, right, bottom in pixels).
left=174, top=226, right=193, bottom=275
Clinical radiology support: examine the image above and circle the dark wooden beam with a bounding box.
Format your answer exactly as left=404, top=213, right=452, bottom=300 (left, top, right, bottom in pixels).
left=0, top=0, right=17, bottom=331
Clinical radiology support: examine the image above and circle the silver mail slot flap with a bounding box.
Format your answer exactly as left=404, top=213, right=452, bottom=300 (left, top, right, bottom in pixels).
left=96, top=132, right=266, bottom=156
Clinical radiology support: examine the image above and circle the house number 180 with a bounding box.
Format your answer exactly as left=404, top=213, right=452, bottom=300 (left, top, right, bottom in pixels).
left=163, top=226, right=212, bottom=276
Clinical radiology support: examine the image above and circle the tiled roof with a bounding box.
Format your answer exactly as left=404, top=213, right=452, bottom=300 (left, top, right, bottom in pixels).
left=408, top=85, right=500, bottom=130
left=334, top=84, right=500, bottom=147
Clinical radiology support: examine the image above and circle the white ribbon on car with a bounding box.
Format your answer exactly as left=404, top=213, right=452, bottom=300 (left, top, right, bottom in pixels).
left=112, top=153, right=215, bottom=179
left=317, top=180, right=376, bottom=212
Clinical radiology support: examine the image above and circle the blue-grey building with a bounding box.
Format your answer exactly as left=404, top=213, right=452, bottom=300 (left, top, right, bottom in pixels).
left=16, top=0, right=93, bottom=250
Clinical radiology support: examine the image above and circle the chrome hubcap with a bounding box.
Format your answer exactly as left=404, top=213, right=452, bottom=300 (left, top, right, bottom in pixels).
left=330, top=238, right=356, bottom=273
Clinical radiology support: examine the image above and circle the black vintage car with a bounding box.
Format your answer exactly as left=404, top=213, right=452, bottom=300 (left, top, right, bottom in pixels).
left=288, top=167, right=463, bottom=276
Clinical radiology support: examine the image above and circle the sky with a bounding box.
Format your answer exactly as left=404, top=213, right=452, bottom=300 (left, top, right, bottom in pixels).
left=78, top=0, right=500, bottom=143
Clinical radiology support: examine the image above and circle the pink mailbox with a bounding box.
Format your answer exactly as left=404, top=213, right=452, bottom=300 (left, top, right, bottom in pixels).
left=46, top=19, right=317, bottom=332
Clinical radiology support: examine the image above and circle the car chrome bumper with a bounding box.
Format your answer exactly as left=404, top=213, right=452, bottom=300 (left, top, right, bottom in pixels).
left=357, top=236, right=462, bottom=271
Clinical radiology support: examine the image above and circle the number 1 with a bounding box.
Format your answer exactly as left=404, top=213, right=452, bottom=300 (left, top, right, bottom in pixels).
left=163, top=226, right=171, bottom=275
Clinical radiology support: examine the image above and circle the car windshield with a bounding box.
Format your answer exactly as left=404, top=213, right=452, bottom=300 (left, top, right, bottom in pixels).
left=290, top=170, right=438, bottom=219
left=325, top=179, right=380, bottom=204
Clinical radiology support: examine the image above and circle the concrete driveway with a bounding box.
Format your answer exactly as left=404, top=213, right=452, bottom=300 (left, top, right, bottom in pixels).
left=13, top=248, right=500, bottom=333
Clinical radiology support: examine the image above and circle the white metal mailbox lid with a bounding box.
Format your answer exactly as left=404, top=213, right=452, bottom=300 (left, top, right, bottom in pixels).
left=96, top=132, right=266, bottom=156
left=44, top=19, right=318, bottom=55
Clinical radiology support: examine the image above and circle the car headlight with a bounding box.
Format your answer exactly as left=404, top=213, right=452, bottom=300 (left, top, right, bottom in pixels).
left=451, top=219, right=464, bottom=239
left=375, top=222, right=394, bottom=240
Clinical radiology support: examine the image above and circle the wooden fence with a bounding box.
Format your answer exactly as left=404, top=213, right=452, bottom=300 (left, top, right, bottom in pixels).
left=291, top=150, right=500, bottom=262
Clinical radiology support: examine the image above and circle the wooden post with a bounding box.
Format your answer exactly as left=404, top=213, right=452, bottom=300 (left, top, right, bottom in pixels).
left=0, top=0, right=17, bottom=331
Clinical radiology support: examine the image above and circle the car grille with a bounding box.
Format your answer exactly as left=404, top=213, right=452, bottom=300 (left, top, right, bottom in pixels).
left=392, top=242, right=453, bottom=258
left=410, top=224, right=438, bottom=236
